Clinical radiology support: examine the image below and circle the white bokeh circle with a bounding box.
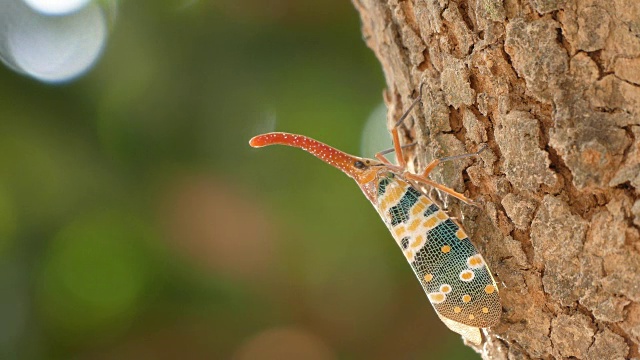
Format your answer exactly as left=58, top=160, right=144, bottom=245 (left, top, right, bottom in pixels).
left=22, top=0, right=91, bottom=15
left=0, top=0, right=107, bottom=83
left=360, top=102, right=392, bottom=160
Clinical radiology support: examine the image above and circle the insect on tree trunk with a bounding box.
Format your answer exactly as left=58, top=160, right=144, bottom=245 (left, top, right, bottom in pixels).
left=351, top=0, right=640, bottom=358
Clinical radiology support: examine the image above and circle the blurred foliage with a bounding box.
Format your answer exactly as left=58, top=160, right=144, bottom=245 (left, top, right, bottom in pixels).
left=0, top=0, right=478, bottom=358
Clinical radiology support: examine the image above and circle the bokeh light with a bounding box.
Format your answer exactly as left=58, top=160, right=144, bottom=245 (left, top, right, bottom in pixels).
left=0, top=0, right=107, bottom=83
left=157, top=174, right=274, bottom=280
left=22, top=0, right=91, bottom=15
left=233, top=327, right=335, bottom=360
left=360, top=102, right=392, bottom=160
left=38, top=211, right=150, bottom=342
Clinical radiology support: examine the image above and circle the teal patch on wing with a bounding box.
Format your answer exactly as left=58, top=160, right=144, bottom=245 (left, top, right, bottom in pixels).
left=423, top=203, right=439, bottom=217
left=389, top=187, right=421, bottom=226
left=377, top=178, right=391, bottom=196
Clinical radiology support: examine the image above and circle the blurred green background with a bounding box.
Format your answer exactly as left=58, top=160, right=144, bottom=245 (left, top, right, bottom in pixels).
left=0, top=0, right=478, bottom=358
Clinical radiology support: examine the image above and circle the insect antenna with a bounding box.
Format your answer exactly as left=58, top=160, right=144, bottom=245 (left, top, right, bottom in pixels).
left=420, top=143, right=488, bottom=179
left=377, top=143, right=417, bottom=157
left=394, top=83, right=426, bottom=128
left=436, top=143, right=488, bottom=163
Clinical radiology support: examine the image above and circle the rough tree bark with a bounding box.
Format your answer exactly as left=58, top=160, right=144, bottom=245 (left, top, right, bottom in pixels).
left=351, top=0, right=640, bottom=359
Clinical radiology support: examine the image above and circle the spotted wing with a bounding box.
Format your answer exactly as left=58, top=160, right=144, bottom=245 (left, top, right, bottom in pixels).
left=374, top=173, right=501, bottom=334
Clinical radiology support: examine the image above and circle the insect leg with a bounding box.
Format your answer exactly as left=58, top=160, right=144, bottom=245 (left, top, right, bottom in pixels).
left=421, top=143, right=488, bottom=178
left=404, top=173, right=474, bottom=204
left=375, top=143, right=416, bottom=165
left=390, top=83, right=426, bottom=167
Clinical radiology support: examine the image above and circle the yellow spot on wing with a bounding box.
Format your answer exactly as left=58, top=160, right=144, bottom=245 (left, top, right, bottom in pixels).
left=460, top=270, right=474, bottom=282
left=428, top=292, right=446, bottom=304
left=468, top=314, right=475, bottom=320
left=380, top=186, right=404, bottom=209
left=441, top=245, right=451, bottom=253
left=462, top=294, right=472, bottom=303
left=407, top=218, right=422, bottom=232
left=454, top=307, right=462, bottom=313
left=379, top=198, right=391, bottom=210
left=410, top=201, right=427, bottom=216
left=394, top=225, right=406, bottom=237
left=424, top=274, right=433, bottom=282
left=482, top=307, right=489, bottom=314
left=436, top=211, right=448, bottom=220
left=467, top=254, right=485, bottom=268
left=424, top=216, right=439, bottom=229
left=485, top=285, right=496, bottom=294
left=410, top=235, right=424, bottom=248
left=405, top=250, right=414, bottom=262
left=388, top=186, right=404, bottom=201
left=423, top=197, right=433, bottom=205
left=456, top=229, right=466, bottom=239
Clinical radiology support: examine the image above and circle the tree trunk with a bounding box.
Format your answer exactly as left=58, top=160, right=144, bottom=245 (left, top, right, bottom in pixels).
left=351, top=0, right=640, bottom=358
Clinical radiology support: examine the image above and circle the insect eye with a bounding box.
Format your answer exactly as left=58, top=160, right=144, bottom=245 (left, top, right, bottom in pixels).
left=354, top=160, right=366, bottom=169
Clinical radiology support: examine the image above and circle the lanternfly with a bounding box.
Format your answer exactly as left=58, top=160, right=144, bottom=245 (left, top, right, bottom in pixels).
left=249, top=86, right=501, bottom=344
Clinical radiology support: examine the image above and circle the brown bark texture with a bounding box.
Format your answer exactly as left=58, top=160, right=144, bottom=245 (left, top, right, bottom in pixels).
left=351, top=0, right=640, bottom=359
